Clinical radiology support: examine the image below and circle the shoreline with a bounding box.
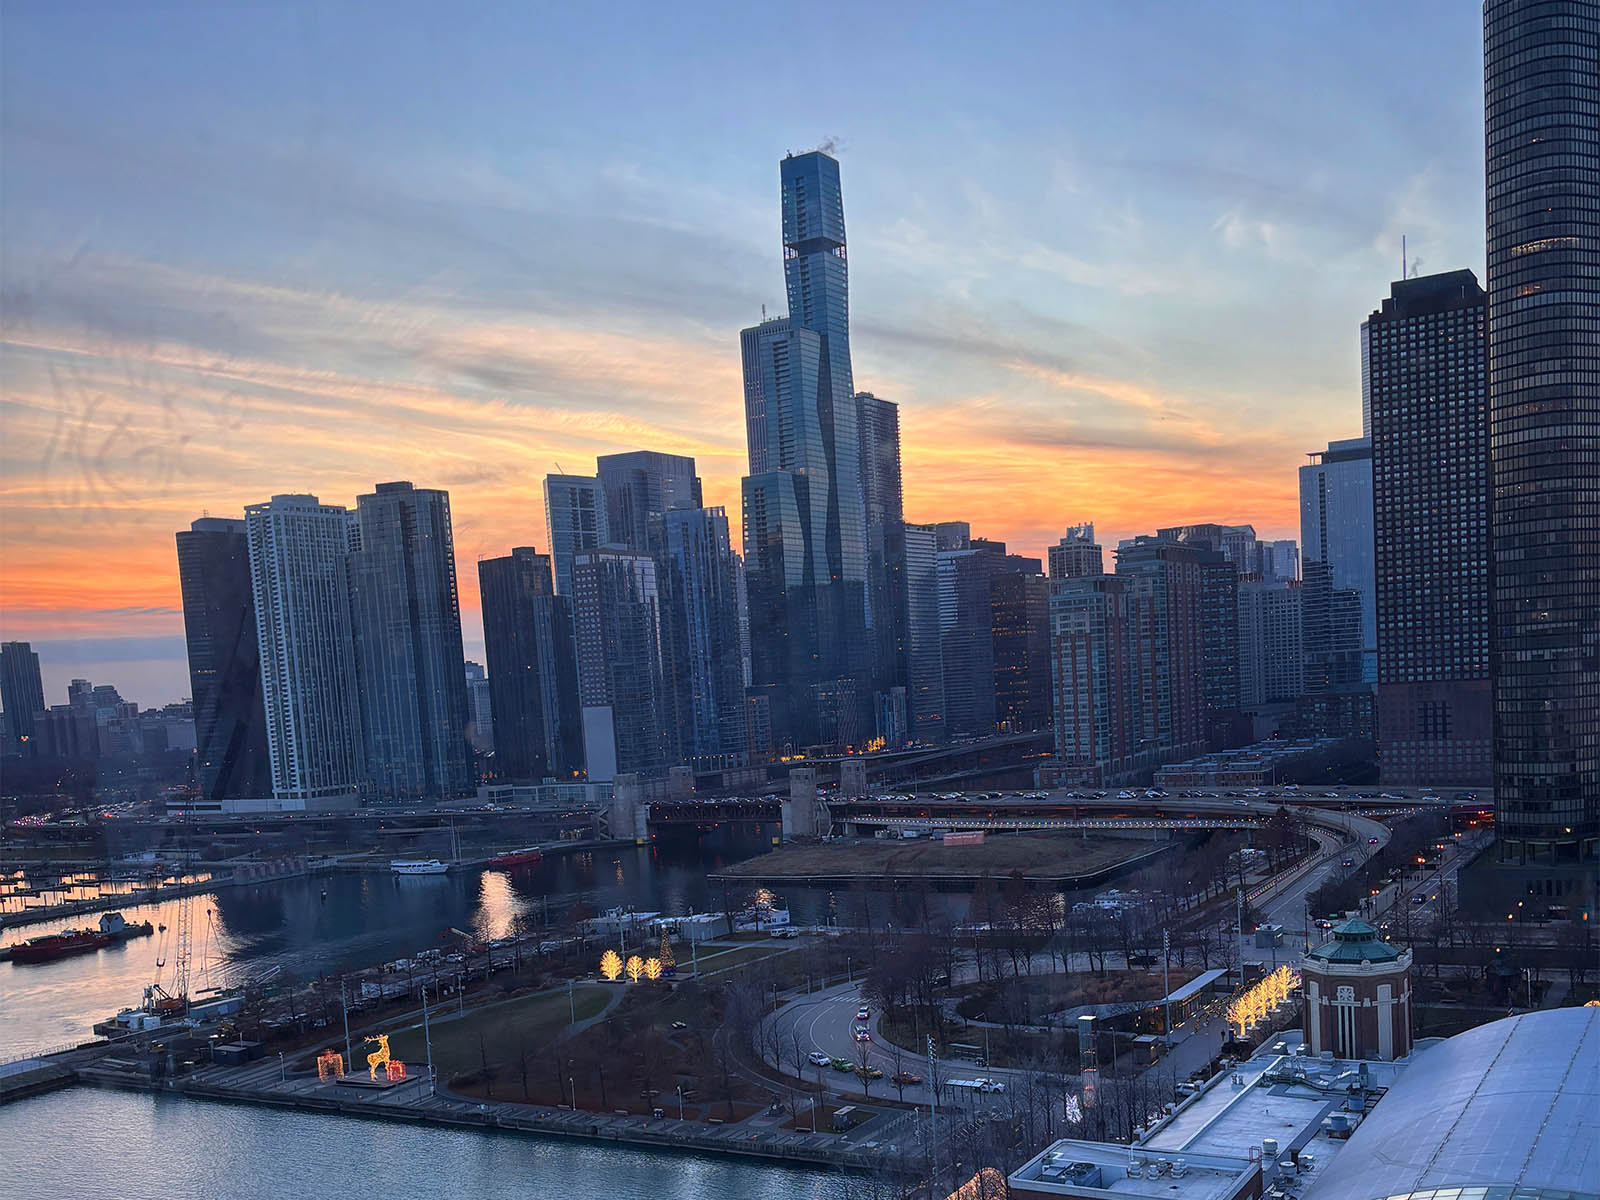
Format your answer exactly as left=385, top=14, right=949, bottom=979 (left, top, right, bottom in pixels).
left=66, top=1072, right=883, bottom=1173
left=711, top=841, right=1173, bottom=890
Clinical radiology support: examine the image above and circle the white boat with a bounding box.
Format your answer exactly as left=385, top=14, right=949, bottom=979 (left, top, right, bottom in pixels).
left=391, top=859, right=448, bottom=876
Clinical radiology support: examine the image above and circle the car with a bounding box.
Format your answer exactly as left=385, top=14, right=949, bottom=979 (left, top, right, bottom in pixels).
left=1127, top=953, right=1157, bottom=967
left=856, top=1007, right=870, bottom=1021
left=1341, top=858, right=1355, bottom=868
left=890, top=1071, right=923, bottom=1086
left=1412, top=893, right=1429, bottom=905
left=671, top=1020, right=689, bottom=1030
left=977, top=1079, right=1006, bottom=1093
left=1369, top=837, right=1381, bottom=845
left=808, top=1051, right=832, bottom=1068
left=855, top=1065, right=883, bottom=1079
left=1233, top=798, right=1250, bottom=807
left=854, top=1027, right=871, bottom=1042
left=1314, top=918, right=1334, bottom=929
left=831, top=1058, right=856, bottom=1071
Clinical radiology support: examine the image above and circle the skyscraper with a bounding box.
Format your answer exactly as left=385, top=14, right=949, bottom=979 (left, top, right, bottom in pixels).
left=902, top=522, right=946, bottom=742
left=245, top=494, right=364, bottom=803
left=1300, top=437, right=1377, bottom=685
left=478, top=548, right=582, bottom=783
left=858, top=391, right=910, bottom=742
left=543, top=475, right=608, bottom=599
left=990, top=569, right=1051, bottom=732
left=1485, top=0, right=1599, bottom=863
left=657, top=506, right=748, bottom=765
left=0, top=641, right=45, bottom=752
left=1048, top=524, right=1103, bottom=580
left=347, top=482, right=472, bottom=802
left=1259, top=540, right=1301, bottom=585
left=1367, top=271, right=1493, bottom=789
left=1115, top=537, right=1209, bottom=764
left=739, top=149, right=871, bottom=750
left=1049, top=576, right=1139, bottom=783
left=572, top=547, right=669, bottom=780
left=596, top=451, right=702, bottom=553
left=176, top=518, right=272, bottom=801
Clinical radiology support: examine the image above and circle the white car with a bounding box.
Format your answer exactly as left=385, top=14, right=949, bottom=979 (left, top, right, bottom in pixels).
left=808, top=1051, right=832, bottom=1067
left=978, top=1079, right=1006, bottom=1093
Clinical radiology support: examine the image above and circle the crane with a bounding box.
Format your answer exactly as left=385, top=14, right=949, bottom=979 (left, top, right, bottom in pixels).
left=144, top=798, right=196, bottom=1015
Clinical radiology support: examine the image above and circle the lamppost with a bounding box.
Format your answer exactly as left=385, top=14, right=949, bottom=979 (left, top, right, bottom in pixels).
left=568, top=977, right=575, bottom=1026
left=677, top=1084, right=684, bottom=1121
left=278, top=1052, right=285, bottom=1083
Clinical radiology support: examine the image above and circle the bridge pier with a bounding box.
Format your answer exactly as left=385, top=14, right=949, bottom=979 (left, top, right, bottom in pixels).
left=839, top=758, right=867, bottom=800
left=608, top=774, right=648, bottom=843
left=782, top=768, right=830, bottom=840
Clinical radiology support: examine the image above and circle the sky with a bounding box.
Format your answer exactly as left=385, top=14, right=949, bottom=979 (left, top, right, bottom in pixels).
left=0, top=1, right=1488, bottom=708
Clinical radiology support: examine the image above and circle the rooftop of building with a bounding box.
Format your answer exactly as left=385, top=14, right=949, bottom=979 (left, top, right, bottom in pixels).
left=1304, top=918, right=1402, bottom=965
left=1300, top=1007, right=1599, bottom=1200
left=1141, top=1035, right=1412, bottom=1188
left=1157, top=738, right=1345, bottom=770
left=1009, top=1140, right=1258, bottom=1200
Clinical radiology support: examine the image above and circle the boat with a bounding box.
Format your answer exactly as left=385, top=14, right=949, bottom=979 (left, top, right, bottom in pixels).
left=391, top=859, right=448, bottom=876
left=7, top=927, right=113, bottom=964
left=98, top=911, right=155, bottom=944
left=487, top=846, right=543, bottom=870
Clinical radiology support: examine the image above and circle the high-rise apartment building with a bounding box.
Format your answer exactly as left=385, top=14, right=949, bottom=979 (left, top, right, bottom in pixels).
left=463, top=661, right=493, bottom=755
left=543, top=475, right=608, bottom=599
left=596, top=452, right=702, bottom=553
left=739, top=149, right=870, bottom=751
left=1048, top=524, right=1103, bottom=580
left=1485, top=0, right=1599, bottom=863
left=347, top=482, right=472, bottom=802
left=1367, top=272, right=1493, bottom=788
left=902, top=522, right=946, bottom=743
left=0, top=641, right=45, bottom=753
left=245, top=494, right=364, bottom=803
left=478, top=548, right=582, bottom=783
left=1115, top=537, right=1210, bottom=764
left=176, top=518, right=272, bottom=801
left=572, top=547, right=669, bottom=780
left=1300, top=438, right=1377, bottom=686
left=1157, top=522, right=1260, bottom=578
left=937, top=540, right=1041, bottom=738
left=657, top=507, right=748, bottom=766
left=1239, top=580, right=1305, bottom=706
left=1049, top=576, right=1140, bottom=783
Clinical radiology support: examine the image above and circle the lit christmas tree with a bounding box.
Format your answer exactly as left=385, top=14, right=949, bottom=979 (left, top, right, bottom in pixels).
left=659, top=929, right=676, bottom=975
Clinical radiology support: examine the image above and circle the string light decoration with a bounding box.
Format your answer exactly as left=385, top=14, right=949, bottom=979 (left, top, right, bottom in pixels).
left=599, top=949, right=623, bottom=981
left=384, top=1060, right=408, bottom=1082
left=364, top=1034, right=393, bottom=1081
left=626, top=954, right=645, bottom=983
left=658, top=930, right=676, bottom=974
left=644, top=956, right=663, bottom=981
left=316, top=1051, right=345, bottom=1081
left=1226, top=966, right=1300, bottom=1038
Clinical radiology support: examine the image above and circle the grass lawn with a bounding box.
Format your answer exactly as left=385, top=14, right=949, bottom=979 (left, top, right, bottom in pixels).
left=689, top=944, right=793, bottom=975
left=385, top=985, right=610, bottom=1081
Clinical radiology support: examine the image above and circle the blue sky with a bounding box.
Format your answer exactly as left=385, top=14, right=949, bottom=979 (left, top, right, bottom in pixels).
left=0, top=0, right=1487, bottom=706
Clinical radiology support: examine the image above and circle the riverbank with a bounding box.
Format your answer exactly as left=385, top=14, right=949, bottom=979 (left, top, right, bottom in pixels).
left=0, top=859, right=310, bottom=932
left=712, top=832, right=1169, bottom=887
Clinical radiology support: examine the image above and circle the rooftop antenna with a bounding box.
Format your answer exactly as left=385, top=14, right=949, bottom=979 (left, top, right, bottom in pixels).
left=761, top=303, right=767, bottom=321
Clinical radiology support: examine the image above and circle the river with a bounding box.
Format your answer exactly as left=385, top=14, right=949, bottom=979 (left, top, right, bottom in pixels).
left=0, top=1086, right=866, bottom=1199
left=1, top=829, right=968, bottom=1061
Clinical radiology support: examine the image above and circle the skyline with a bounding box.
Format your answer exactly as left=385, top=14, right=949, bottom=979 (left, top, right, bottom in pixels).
left=0, top=1, right=1488, bottom=705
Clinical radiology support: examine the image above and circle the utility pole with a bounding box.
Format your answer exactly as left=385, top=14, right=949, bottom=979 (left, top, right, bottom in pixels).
left=568, top=977, right=575, bottom=1026
left=340, top=978, right=352, bottom=1076
left=927, top=1034, right=939, bottom=1189
left=1236, top=889, right=1245, bottom=990
left=1162, top=929, right=1171, bottom=1041
left=421, top=984, right=435, bottom=1097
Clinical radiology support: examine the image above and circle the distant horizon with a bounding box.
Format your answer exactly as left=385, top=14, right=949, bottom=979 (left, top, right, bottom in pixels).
left=2, top=0, right=1486, bottom=707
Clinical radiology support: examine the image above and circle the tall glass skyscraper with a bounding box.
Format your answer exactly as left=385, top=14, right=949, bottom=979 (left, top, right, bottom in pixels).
left=572, top=547, right=670, bottom=780
left=0, top=641, right=45, bottom=752
left=1485, top=0, right=1599, bottom=863
left=348, top=482, right=472, bottom=802
left=1300, top=438, right=1376, bottom=685
left=245, top=494, right=365, bottom=802
left=177, top=518, right=272, bottom=801
left=596, top=451, right=702, bottom=553
left=543, top=475, right=608, bottom=599
left=740, top=149, right=870, bottom=750
left=657, top=506, right=748, bottom=765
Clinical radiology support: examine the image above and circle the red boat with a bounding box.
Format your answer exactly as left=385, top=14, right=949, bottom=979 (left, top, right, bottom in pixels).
left=8, top=928, right=113, bottom=964
left=487, top=847, right=543, bottom=870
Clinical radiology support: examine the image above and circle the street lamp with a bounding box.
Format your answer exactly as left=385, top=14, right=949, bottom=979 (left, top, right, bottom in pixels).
left=278, top=1052, right=285, bottom=1083
left=677, top=1084, right=684, bottom=1121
